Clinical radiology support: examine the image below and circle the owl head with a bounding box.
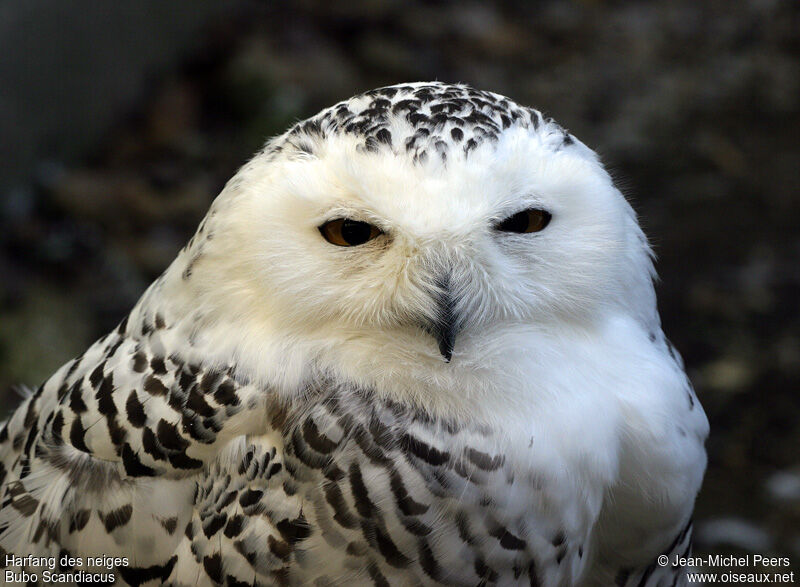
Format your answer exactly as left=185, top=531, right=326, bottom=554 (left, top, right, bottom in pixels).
left=153, top=83, right=657, bottom=410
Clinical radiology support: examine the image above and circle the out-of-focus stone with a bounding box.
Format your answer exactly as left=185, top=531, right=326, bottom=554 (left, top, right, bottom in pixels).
left=765, top=469, right=800, bottom=503
left=696, top=518, right=772, bottom=552
left=701, top=357, right=756, bottom=393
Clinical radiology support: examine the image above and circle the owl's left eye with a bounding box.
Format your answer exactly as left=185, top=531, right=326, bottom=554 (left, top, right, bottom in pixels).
left=319, top=218, right=383, bottom=247
left=495, top=208, right=552, bottom=234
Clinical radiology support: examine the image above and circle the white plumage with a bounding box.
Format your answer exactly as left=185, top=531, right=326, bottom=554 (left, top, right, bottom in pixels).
left=0, top=82, right=707, bottom=586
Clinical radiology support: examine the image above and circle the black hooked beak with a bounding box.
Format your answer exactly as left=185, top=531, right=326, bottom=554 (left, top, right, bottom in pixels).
left=425, top=275, right=459, bottom=363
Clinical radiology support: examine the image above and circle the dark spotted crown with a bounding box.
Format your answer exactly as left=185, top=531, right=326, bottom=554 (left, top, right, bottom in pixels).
left=269, top=82, right=574, bottom=163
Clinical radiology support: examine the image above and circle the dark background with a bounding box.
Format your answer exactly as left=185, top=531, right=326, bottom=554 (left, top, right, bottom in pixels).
left=1, top=0, right=798, bottom=571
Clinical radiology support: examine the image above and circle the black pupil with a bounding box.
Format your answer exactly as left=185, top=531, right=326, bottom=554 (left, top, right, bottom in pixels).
left=499, top=211, right=531, bottom=233
left=340, top=220, right=372, bottom=245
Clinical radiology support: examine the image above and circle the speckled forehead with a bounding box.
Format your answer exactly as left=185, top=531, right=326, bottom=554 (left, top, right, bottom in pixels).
left=272, top=82, right=575, bottom=163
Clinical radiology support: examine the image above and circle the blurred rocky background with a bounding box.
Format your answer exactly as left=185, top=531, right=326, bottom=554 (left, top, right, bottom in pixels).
left=0, top=0, right=797, bottom=572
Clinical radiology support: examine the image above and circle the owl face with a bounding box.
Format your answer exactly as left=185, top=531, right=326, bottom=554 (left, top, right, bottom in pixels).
left=178, top=84, right=654, bottom=396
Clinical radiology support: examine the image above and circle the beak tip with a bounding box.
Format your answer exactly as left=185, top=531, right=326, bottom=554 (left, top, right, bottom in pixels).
left=438, top=339, right=454, bottom=363
left=426, top=272, right=458, bottom=364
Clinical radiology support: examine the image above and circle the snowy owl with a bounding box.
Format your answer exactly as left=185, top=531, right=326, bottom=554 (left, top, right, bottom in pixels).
left=0, top=82, right=708, bottom=586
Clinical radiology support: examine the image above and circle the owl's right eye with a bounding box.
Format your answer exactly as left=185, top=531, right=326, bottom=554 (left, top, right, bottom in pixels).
left=319, top=218, right=382, bottom=247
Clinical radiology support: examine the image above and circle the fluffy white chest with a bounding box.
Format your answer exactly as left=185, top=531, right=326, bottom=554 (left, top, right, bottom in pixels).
left=276, top=316, right=706, bottom=586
